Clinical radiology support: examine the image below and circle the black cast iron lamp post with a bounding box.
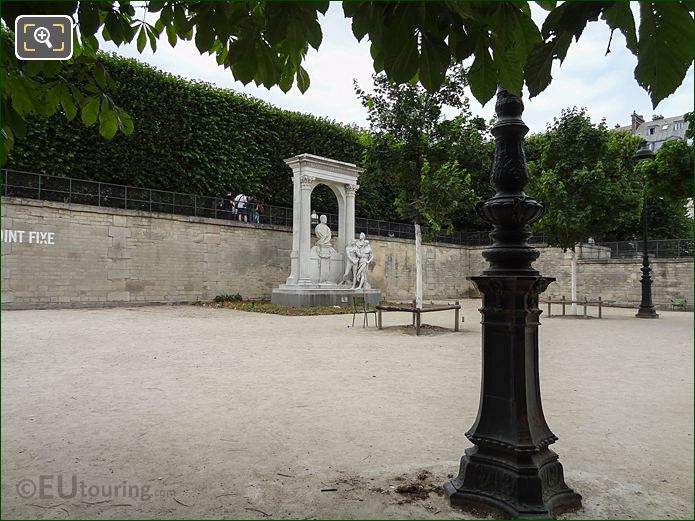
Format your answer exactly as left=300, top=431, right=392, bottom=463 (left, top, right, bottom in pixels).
left=634, top=140, right=659, bottom=319
left=443, top=88, right=582, bottom=519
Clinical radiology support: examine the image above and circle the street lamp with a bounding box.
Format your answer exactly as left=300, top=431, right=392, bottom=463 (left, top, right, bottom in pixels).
left=634, top=140, right=659, bottom=319
left=443, top=89, right=581, bottom=518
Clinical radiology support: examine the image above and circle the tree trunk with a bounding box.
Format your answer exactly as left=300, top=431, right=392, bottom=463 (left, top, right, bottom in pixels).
left=415, top=222, right=423, bottom=310
left=570, top=248, right=578, bottom=315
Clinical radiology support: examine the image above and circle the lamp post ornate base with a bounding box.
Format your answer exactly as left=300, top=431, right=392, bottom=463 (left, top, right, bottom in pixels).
left=445, top=447, right=580, bottom=519
left=635, top=263, right=659, bottom=318
left=444, top=88, right=581, bottom=519
left=444, top=274, right=582, bottom=519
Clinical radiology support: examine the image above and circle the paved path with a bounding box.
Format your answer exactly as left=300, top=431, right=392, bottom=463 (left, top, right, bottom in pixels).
left=1, top=301, right=692, bottom=519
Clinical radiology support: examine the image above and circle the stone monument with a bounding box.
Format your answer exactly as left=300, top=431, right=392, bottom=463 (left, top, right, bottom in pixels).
left=271, top=154, right=381, bottom=307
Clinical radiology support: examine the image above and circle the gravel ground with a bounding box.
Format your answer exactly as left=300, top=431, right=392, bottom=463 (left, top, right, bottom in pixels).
left=1, top=301, right=692, bottom=519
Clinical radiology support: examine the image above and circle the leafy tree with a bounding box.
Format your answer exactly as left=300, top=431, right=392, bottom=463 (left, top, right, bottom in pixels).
left=6, top=53, right=366, bottom=209
left=684, top=111, right=694, bottom=139
left=439, top=115, right=496, bottom=232
left=2, top=1, right=693, bottom=164
left=608, top=196, right=693, bottom=241
left=355, top=67, right=477, bottom=308
left=526, top=108, right=643, bottom=312
left=609, top=138, right=694, bottom=242
left=650, top=140, right=693, bottom=203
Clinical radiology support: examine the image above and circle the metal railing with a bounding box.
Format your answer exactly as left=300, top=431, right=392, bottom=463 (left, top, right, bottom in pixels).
left=597, top=239, right=693, bottom=259
left=1, top=168, right=548, bottom=246
left=1, top=169, right=299, bottom=225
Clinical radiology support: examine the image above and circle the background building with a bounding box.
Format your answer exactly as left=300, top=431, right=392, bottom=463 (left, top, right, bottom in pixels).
left=617, top=112, right=689, bottom=151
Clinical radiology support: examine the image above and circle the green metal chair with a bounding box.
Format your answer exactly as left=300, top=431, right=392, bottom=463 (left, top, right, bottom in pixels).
left=670, top=297, right=687, bottom=311
left=352, top=294, right=377, bottom=328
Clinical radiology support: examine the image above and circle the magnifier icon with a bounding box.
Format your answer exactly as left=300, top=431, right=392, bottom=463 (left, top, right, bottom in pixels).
left=34, top=26, right=52, bottom=48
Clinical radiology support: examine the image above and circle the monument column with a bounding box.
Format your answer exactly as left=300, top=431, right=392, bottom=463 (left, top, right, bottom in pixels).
left=344, top=183, right=358, bottom=247
left=298, top=174, right=315, bottom=285
left=286, top=171, right=302, bottom=284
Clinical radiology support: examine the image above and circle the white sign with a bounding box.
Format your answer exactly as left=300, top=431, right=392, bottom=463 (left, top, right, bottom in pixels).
left=1, top=230, right=55, bottom=245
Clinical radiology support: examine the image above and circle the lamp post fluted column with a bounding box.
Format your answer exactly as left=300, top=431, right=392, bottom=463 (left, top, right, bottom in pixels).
left=443, top=89, right=581, bottom=519
left=634, top=141, right=659, bottom=319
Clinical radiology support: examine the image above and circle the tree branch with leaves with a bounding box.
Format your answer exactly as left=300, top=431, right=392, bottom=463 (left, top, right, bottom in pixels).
left=2, top=1, right=693, bottom=165
left=356, top=67, right=478, bottom=308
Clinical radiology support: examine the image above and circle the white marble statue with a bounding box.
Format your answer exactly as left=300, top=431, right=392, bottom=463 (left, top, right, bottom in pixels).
left=339, top=232, right=374, bottom=289
left=353, top=233, right=374, bottom=289
left=314, top=214, right=332, bottom=247
left=340, top=241, right=359, bottom=285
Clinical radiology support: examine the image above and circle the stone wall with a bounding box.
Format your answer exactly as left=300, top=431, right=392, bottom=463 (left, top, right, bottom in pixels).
left=468, top=245, right=693, bottom=308
left=0, top=198, right=475, bottom=309
left=1, top=198, right=691, bottom=309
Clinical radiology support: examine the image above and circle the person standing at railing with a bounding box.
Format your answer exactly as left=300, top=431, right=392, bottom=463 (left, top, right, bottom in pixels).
left=255, top=199, right=265, bottom=224
left=220, top=192, right=234, bottom=219
left=246, top=195, right=259, bottom=224
left=234, top=193, right=247, bottom=222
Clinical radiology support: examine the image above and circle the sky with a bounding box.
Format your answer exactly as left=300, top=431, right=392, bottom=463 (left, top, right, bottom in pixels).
left=101, top=3, right=694, bottom=134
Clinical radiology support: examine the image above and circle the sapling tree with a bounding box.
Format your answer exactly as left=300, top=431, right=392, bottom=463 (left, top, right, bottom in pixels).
left=355, top=67, right=477, bottom=309
left=526, top=108, right=643, bottom=313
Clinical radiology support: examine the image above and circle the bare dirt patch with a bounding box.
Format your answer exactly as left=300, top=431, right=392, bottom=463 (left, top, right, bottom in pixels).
left=1, top=302, right=693, bottom=519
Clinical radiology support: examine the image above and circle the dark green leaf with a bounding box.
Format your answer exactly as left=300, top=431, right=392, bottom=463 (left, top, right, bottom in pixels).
left=160, top=5, right=174, bottom=26
left=147, top=26, right=157, bottom=52
left=148, top=0, right=165, bottom=13
left=84, top=33, right=99, bottom=54
left=104, top=11, right=124, bottom=45
left=59, top=85, right=78, bottom=121
left=382, top=30, right=419, bottom=84
left=535, top=1, right=556, bottom=11
left=9, top=79, right=35, bottom=116
left=136, top=25, right=146, bottom=53
left=166, top=23, right=177, bottom=47
left=296, top=65, right=310, bottom=93
left=78, top=3, right=100, bottom=36
left=449, top=23, right=474, bottom=62
left=467, top=43, right=496, bottom=105
left=278, top=67, right=294, bottom=93
left=229, top=38, right=256, bottom=84
left=602, top=2, right=637, bottom=55
left=635, top=3, right=694, bottom=107
left=118, top=108, right=134, bottom=135
left=255, top=44, right=280, bottom=88
left=419, top=32, right=449, bottom=92
left=81, top=95, right=100, bottom=126
left=540, top=2, right=604, bottom=41
left=194, top=12, right=216, bottom=53
left=23, top=61, right=45, bottom=78
left=120, top=3, right=136, bottom=17
left=370, top=43, right=384, bottom=73
left=524, top=33, right=572, bottom=98
left=99, top=98, right=119, bottom=139
left=314, top=1, right=329, bottom=15
left=93, top=62, right=107, bottom=89
left=349, top=4, right=371, bottom=42
left=5, top=104, right=26, bottom=139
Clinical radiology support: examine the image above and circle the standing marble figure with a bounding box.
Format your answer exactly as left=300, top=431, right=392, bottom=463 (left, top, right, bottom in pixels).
left=353, top=233, right=374, bottom=289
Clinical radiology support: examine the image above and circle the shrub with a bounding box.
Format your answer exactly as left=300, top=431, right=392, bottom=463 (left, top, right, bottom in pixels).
left=213, top=293, right=243, bottom=303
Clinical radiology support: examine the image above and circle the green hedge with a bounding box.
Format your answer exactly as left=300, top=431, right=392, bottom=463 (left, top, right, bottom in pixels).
left=8, top=53, right=396, bottom=216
